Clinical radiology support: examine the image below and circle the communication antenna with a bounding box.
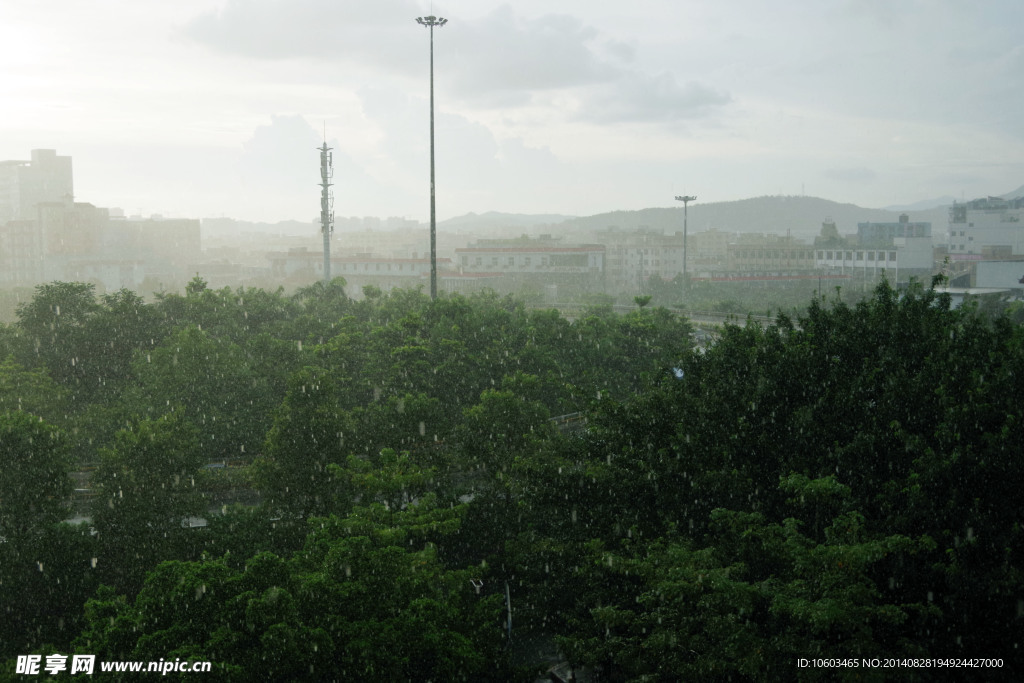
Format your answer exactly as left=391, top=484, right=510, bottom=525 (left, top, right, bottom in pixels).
left=318, top=135, right=335, bottom=283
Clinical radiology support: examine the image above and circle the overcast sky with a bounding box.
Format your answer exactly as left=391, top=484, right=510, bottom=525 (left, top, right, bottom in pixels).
left=2, top=0, right=1022, bottom=223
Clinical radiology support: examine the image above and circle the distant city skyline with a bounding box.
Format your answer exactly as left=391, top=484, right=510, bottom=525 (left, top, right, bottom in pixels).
left=2, top=0, right=1022, bottom=223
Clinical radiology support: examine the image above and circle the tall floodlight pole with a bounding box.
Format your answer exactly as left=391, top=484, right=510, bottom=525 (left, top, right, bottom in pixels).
left=319, top=141, right=334, bottom=283
left=675, top=195, right=696, bottom=287
left=416, top=14, right=447, bottom=300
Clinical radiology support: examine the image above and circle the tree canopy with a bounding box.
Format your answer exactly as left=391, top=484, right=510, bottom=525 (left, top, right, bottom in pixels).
left=0, top=278, right=1020, bottom=679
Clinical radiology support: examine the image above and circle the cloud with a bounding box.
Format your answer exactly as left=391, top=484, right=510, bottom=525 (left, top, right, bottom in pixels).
left=240, top=115, right=321, bottom=191
left=822, top=167, right=878, bottom=183
left=579, top=71, right=731, bottom=124
left=180, top=1, right=728, bottom=124
left=182, top=0, right=422, bottom=69
left=444, top=7, right=620, bottom=104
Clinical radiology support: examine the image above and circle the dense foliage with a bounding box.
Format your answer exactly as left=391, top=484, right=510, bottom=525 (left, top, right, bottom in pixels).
left=0, top=277, right=1020, bottom=680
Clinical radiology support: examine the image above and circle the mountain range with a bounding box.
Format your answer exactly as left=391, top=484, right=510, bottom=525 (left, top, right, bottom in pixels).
left=201, top=188, right=1022, bottom=240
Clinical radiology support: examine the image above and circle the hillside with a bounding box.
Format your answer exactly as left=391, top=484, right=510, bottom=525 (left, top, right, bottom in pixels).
left=557, top=195, right=950, bottom=239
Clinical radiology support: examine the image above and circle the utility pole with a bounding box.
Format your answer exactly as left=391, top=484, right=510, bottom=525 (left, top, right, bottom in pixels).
left=319, top=140, right=334, bottom=283
left=675, top=195, right=696, bottom=288
left=416, top=15, right=447, bottom=300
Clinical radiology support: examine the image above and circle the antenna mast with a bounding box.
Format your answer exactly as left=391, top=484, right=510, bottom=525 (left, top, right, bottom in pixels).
left=318, top=138, right=334, bottom=283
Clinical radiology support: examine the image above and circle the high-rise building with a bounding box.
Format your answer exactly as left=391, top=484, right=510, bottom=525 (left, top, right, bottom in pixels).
left=0, top=149, right=200, bottom=291
left=0, top=149, right=74, bottom=224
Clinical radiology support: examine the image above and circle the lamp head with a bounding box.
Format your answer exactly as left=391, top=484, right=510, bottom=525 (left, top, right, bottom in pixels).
left=416, top=16, right=447, bottom=27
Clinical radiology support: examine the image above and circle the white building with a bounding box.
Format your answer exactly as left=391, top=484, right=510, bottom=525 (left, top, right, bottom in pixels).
left=947, top=195, right=1024, bottom=258
left=267, top=248, right=450, bottom=291
left=816, top=214, right=934, bottom=280
left=973, top=260, right=1024, bottom=292
left=814, top=240, right=933, bottom=279
left=456, top=242, right=605, bottom=276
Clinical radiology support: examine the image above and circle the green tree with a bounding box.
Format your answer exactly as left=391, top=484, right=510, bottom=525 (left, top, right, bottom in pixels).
left=0, top=356, right=68, bottom=422
left=76, top=497, right=505, bottom=680
left=91, top=412, right=204, bottom=591
left=15, top=282, right=100, bottom=396
left=253, top=367, right=352, bottom=519
left=558, top=478, right=938, bottom=681
left=0, top=412, right=71, bottom=542
left=0, top=414, right=86, bottom=661
left=128, top=325, right=268, bottom=459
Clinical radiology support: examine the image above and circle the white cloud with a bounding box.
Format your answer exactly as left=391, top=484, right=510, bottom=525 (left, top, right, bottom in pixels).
left=579, top=72, right=731, bottom=124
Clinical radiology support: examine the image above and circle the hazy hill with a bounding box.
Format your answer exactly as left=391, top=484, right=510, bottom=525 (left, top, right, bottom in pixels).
left=199, top=189, right=1024, bottom=244
left=438, top=211, right=576, bottom=232
left=885, top=196, right=957, bottom=212
left=1000, top=184, right=1024, bottom=200
left=557, top=196, right=951, bottom=239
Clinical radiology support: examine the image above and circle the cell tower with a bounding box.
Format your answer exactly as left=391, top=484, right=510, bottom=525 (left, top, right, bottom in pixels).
left=318, top=139, right=334, bottom=282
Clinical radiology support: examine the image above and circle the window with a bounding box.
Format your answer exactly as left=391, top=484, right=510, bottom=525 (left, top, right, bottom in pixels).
left=525, top=257, right=532, bottom=265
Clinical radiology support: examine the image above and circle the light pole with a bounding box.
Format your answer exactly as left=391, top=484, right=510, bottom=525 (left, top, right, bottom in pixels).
left=416, top=15, right=447, bottom=300
left=675, top=195, right=696, bottom=288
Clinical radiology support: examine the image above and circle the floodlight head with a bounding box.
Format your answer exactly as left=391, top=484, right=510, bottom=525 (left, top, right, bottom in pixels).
left=675, top=195, right=697, bottom=202
left=416, top=15, right=447, bottom=27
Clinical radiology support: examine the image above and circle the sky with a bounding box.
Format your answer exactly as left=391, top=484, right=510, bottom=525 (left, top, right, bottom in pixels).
left=2, top=0, right=1022, bottom=223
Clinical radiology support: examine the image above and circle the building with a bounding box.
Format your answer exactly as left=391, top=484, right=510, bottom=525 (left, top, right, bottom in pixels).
left=0, top=150, right=201, bottom=291
left=598, top=230, right=682, bottom=294
left=971, top=260, right=1024, bottom=292
left=0, top=149, right=74, bottom=224
left=455, top=236, right=605, bottom=297
left=727, top=233, right=816, bottom=275
left=947, top=195, right=1024, bottom=258
left=107, top=216, right=202, bottom=274
left=815, top=214, right=934, bottom=281
left=688, top=228, right=734, bottom=274
left=857, top=215, right=931, bottom=245
left=0, top=220, right=44, bottom=286
left=267, top=248, right=450, bottom=293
